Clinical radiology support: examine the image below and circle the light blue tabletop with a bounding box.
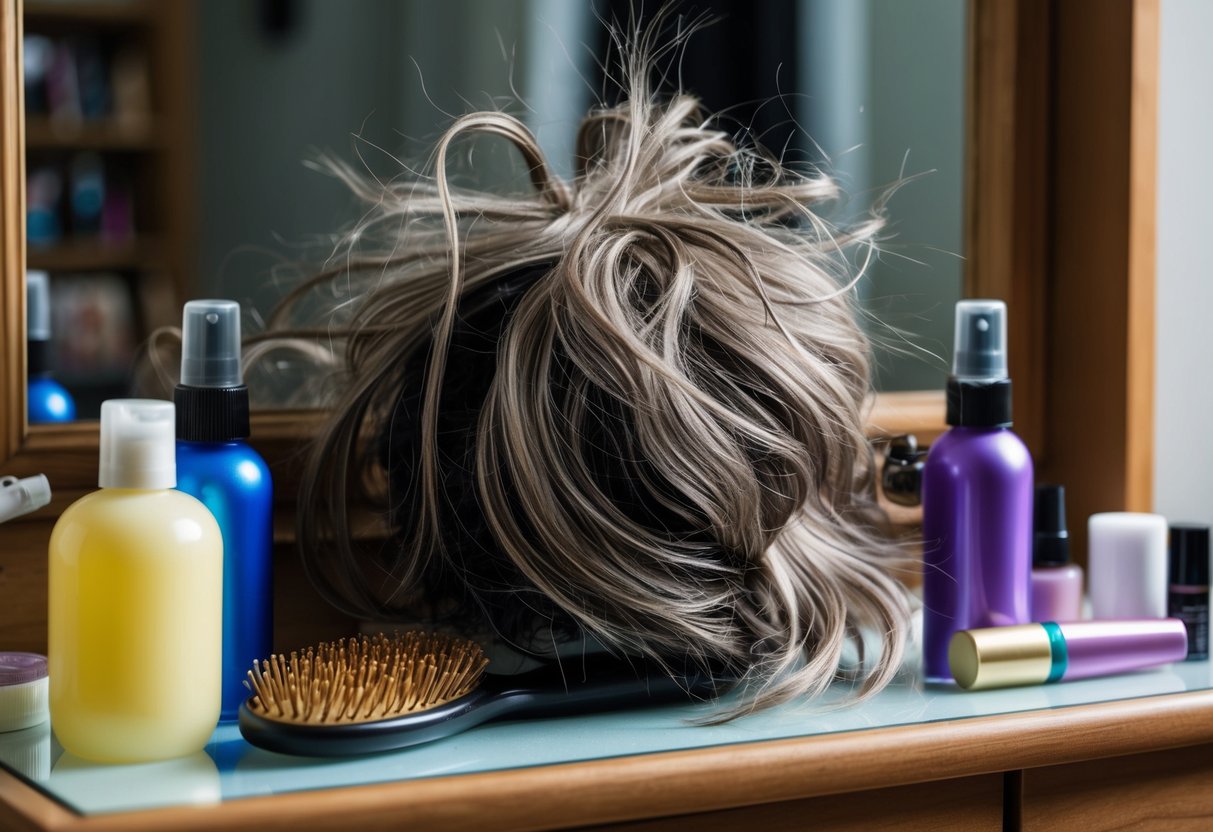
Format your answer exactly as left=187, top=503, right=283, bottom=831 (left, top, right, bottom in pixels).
left=2, top=658, right=1210, bottom=817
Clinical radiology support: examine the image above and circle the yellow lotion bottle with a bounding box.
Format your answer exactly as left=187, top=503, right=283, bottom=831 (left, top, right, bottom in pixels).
left=49, top=400, right=223, bottom=763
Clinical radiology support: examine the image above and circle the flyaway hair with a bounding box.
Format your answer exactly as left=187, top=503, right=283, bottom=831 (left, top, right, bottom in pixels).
left=279, top=26, right=912, bottom=719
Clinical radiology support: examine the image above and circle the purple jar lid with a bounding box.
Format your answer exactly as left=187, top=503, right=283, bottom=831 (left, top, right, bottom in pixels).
left=0, top=653, right=48, bottom=686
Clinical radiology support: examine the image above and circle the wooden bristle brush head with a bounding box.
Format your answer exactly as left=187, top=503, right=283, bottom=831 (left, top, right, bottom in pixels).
left=243, top=631, right=489, bottom=726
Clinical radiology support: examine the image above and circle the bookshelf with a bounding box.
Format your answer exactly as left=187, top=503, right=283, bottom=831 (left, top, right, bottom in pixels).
left=26, top=235, right=160, bottom=271
left=25, top=116, right=161, bottom=150
left=24, top=0, right=155, bottom=28
left=23, top=0, right=192, bottom=418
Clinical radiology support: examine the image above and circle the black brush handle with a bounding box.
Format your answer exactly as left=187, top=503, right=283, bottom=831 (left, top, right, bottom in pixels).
left=478, top=653, right=720, bottom=719
left=238, top=654, right=722, bottom=758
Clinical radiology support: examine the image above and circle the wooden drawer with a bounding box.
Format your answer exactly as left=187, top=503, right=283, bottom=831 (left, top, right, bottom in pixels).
left=1023, top=744, right=1213, bottom=831
left=581, top=775, right=1004, bottom=832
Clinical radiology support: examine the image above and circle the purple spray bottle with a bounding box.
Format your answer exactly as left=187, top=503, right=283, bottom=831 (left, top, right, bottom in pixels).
left=922, top=299, right=1033, bottom=683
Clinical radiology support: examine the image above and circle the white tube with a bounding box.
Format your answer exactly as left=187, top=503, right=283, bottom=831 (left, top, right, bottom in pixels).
left=0, top=475, right=51, bottom=525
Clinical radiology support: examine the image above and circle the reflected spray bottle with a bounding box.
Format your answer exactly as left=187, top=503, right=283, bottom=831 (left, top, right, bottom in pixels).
left=26, top=271, right=75, bottom=424
left=921, top=300, right=1033, bottom=682
left=174, top=300, right=272, bottom=721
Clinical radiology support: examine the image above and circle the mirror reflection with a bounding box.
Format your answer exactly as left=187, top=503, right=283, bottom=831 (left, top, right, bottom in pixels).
left=22, top=0, right=964, bottom=422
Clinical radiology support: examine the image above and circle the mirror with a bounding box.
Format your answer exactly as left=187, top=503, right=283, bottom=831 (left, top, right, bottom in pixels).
left=20, top=0, right=964, bottom=422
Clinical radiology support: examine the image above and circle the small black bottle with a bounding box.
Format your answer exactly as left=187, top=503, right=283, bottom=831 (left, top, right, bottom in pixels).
left=1168, top=524, right=1210, bottom=661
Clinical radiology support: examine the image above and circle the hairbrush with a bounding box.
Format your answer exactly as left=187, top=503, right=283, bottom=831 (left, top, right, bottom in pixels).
left=237, top=632, right=721, bottom=757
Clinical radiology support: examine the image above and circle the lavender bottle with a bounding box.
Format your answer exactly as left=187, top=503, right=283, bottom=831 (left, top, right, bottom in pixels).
left=922, top=300, right=1033, bottom=683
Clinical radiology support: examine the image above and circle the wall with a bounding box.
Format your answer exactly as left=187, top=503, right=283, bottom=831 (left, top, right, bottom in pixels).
left=1153, top=0, right=1213, bottom=527
left=194, top=0, right=593, bottom=318
left=194, top=0, right=961, bottom=394
left=801, top=0, right=967, bottom=393
left=195, top=0, right=408, bottom=315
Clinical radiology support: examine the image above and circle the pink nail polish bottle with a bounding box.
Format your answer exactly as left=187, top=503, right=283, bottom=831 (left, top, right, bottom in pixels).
left=1031, top=484, right=1084, bottom=622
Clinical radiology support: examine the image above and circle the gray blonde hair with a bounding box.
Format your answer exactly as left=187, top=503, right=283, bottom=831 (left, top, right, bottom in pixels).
left=281, top=36, right=911, bottom=718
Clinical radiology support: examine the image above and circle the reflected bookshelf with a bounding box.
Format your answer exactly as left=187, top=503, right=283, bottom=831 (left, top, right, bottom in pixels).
left=23, top=0, right=190, bottom=420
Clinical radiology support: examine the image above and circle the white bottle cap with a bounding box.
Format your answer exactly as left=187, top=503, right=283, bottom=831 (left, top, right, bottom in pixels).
left=1088, top=512, right=1169, bottom=619
left=98, top=400, right=176, bottom=489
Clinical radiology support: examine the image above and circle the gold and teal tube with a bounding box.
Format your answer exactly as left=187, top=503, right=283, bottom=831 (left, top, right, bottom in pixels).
left=948, top=619, right=1187, bottom=691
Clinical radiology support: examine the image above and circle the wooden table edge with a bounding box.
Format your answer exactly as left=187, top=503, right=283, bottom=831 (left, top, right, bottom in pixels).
left=3, top=687, right=1212, bottom=831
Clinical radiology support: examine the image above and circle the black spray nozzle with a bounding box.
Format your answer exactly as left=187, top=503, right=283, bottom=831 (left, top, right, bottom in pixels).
left=1033, top=483, right=1070, bottom=567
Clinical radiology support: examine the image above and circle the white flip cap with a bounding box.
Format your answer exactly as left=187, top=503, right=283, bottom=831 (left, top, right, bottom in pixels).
left=98, top=400, right=176, bottom=489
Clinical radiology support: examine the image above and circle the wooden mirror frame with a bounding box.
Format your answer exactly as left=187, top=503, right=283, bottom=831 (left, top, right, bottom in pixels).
left=0, top=0, right=1159, bottom=648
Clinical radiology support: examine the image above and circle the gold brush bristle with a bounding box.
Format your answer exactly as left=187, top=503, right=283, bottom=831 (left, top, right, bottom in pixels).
left=243, top=632, right=489, bottom=725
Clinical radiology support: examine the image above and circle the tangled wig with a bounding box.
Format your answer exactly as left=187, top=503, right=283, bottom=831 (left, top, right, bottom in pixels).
left=277, top=35, right=912, bottom=718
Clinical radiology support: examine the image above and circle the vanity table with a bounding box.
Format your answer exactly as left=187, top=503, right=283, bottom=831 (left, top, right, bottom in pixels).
left=0, top=0, right=1178, bottom=828
left=1, top=661, right=1212, bottom=831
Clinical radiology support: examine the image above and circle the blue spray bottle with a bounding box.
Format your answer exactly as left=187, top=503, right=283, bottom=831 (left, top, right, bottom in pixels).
left=26, top=271, right=75, bottom=424
left=175, top=300, right=272, bottom=721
